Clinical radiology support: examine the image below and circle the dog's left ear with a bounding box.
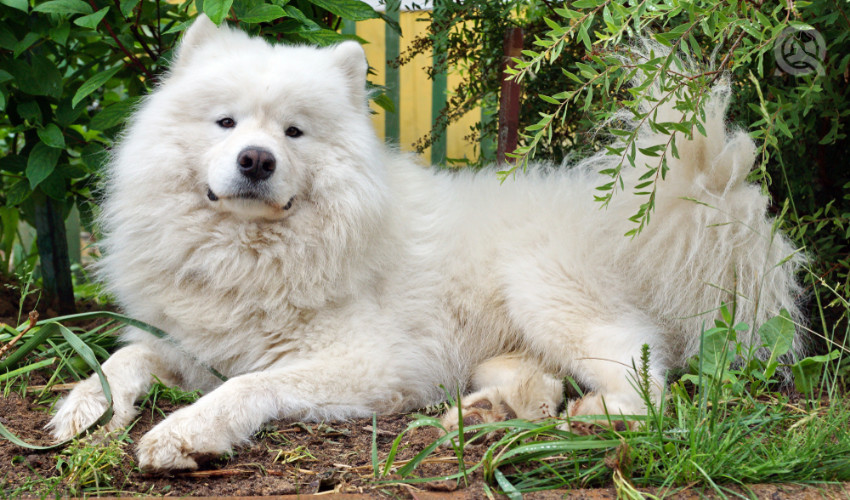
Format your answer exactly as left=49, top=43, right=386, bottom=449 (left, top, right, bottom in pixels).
left=173, top=14, right=222, bottom=67
left=331, top=41, right=368, bottom=106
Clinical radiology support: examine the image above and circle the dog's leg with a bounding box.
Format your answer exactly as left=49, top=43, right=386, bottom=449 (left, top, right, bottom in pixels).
left=502, top=261, right=667, bottom=428
left=555, top=316, right=666, bottom=432
left=440, top=353, right=562, bottom=434
left=134, top=361, right=407, bottom=471
left=47, top=341, right=177, bottom=441
left=528, top=314, right=666, bottom=428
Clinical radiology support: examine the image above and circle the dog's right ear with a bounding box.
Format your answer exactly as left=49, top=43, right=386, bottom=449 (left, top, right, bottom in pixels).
left=173, top=14, right=220, bottom=67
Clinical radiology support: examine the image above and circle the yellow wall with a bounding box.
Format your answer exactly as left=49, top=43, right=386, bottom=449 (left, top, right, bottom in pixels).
left=355, top=12, right=480, bottom=164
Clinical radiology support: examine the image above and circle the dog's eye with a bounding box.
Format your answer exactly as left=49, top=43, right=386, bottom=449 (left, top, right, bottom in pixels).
left=285, top=126, right=303, bottom=138
left=217, top=117, right=236, bottom=129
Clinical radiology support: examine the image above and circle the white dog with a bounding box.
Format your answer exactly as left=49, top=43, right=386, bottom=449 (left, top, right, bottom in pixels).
left=48, top=16, right=801, bottom=471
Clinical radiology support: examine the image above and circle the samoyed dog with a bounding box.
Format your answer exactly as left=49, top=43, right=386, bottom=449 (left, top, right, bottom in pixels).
left=48, top=15, right=801, bottom=471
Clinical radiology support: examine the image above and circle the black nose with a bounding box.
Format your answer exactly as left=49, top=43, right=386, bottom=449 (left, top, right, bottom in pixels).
left=237, top=147, right=276, bottom=181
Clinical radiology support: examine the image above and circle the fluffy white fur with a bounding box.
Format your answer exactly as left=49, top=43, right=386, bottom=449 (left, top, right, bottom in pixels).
left=48, top=16, right=802, bottom=470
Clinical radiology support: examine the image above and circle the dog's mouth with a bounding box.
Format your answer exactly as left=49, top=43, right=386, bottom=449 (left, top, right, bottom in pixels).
left=206, top=187, right=295, bottom=212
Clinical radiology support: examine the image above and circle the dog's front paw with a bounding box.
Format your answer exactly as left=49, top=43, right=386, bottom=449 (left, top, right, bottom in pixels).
left=136, top=425, right=200, bottom=471
left=47, top=377, right=138, bottom=442
left=136, top=409, right=231, bottom=472
left=558, top=393, right=641, bottom=434
left=47, top=378, right=110, bottom=441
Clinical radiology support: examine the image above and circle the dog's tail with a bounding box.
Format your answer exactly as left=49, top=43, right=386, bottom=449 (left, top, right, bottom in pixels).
left=591, top=39, right=806, bottom=365
left=590, top=39, right=753, bottom=198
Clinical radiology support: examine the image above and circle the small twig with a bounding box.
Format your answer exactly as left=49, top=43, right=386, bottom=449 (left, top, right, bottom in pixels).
left=0, top=311, right=38, bottom=360
left=362, top=425, right=396, bottom=436
left=169, top=468, right=249, bottom=478
left=26, top=382, right=79, bottom=392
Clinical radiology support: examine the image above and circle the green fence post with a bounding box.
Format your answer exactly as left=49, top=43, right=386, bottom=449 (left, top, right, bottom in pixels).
left=341, top=19, right=356, bottom=36
left=430, top=0, right=447, bottom=165
left=384, top=0, right=401, bottom=145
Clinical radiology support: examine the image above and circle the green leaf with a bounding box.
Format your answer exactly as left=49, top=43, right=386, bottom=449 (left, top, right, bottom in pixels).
left=306, top=0, right=378, bottom=21
left=119, top=0, right=139, bottom=17
left=494, top=469, right=522, bottom=500
left=788, top=21, right=815, bottom=31
left=698, top=326, right=736, bottom=377
left=758, top=309, right=794, bottom=357
left=283, top=5, right=319, bottom=29
left=81, top=143, right=107, bottom=171
left=13, top=32, right=41, bottom=58
left=297, top=29, right=355, bottom=46
left=37, top=123, right=65, bottom=149
left=10, top=56, right=63, bottom=98
left=49, top=21, right=71, bottom=46
left=74, top=6, right=109, bottom=29
left=54, top=100, right=85, bottom=127
left=26, top=142, right=62, bottom=189
left=539, top=94, right=560, bottom=104
left=33, top=0, right=93, bottom=15
left=6, top=178, right=31, bottom=206
left=40, top=169, right=67, bottom=200
left=72, top=65, right=121, bottom=108
left=203, top=0, right=234, bottom=25
left=89, top=99, right=136, bottom=131
left=578, top=24, right=592, bottom=50
left=791, top=351, right=840, bottom=395
left=372, top=92, right=395, bottom=113
left=240, top=4, right=285, bottom=23
left=377, top=11, right=401, bottom=35
left=0, top=0, right=28, bottom=11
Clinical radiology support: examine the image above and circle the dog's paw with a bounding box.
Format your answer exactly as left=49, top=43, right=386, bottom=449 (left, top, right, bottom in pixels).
left=440, top=389, right=528, bottom=442
left=136, top=426, right=200, bottom=472
left=47, top=379, right=110, bottom=441
left=558, top=393, right=641, bottom=434
left=136, top=410, right=230, bottom=472
left=46, top=378, right=137, bottom=442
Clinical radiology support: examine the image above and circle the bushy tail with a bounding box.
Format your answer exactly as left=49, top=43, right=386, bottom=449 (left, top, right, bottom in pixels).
left=596, top=39, right=754, bottom=198
left=592, top=39, right=806, bottom=365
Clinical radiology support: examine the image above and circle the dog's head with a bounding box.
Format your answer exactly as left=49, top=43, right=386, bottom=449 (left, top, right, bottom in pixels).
left=125, top=15, right=381, bottom=221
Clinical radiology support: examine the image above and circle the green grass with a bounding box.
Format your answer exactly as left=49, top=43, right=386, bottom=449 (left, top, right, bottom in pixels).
left=377, top=308, right=850, bottom=497
left=54, top=428, right=132, bottom=497
left=137, top=376, right=202, bottom=419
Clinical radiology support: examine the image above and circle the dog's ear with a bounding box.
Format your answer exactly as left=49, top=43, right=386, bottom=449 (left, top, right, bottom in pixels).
left=173, top=14, right=220, bottom=67
left=331, top=41, right=368, bottom=106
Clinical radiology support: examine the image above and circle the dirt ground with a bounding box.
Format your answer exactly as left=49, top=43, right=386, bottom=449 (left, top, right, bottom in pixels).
left=0, top=391, right=482, bottom=497
left=4, top=393, right=850, bottom=499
